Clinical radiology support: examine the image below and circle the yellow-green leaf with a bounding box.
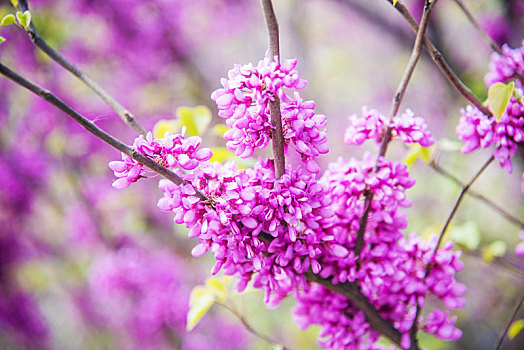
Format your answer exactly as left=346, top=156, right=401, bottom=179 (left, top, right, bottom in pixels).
left=187, top=286, right=215, bottom=331
left=16, top=10, right=31, bottom=29
left=10, top=0, right=18, bottom=8
left=209, top=147, right=235, bottom=164
left=509, top=319, right=524, bottom=340
left=449, top=221, right=480, bottom=251
left=213, top=124, right=230, bottom=137
left=177, top=105, right=212, bottom=137
left=487, top=82, right=514, bottom=121
left=482, top=240, right=507, bottom=263
left=0, top=36, right=5, bottom=45
left=153, top=119, right=180, bottom=139
left=205, top=276, right=229, bottom=303
left=393, top=0, right=398, bottom=5
left=403, top=144, right=435, bottom=169
left=1, top=14, right=16, bottom=26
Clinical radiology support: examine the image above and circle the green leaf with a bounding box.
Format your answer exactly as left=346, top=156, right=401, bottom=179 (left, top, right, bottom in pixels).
left=449, top=221, right=480, bottom=251
left=487, top=82, right=514, bottom=121
left=402, top=144, right=435, bottom=169
left=212, top=123, right=230, bottom=137
left=482, top=240, right=507, bottom=263
left=509, top=319, right=524, bottom=340
left=0, top=36, right=5, bottom=45
left=177, top=105, right=212, bottom=137
left=16, top=10, right=31, bottom=29
left=152, top=119, right=181, bottom=139
left=10, top=0, right=19, bottom=7
left=0, top=14, right=16, bottom=26
left=393, top=0, right=398, bottom=5
left=186, top=286, right=215, bottom=331
left=209, top=147, right=235, bottom=164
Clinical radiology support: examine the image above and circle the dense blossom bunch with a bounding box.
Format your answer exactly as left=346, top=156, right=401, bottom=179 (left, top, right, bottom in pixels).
left=109, top=57, right=466, bottom=349
left=344, top=107, right=434, bottom=147
left=290, top=155, right=464, bottom=349
left=211, top=55, right=328, bottom=172
left=108, top=131, right=212, bottom=189
left=485, top=40, right=524, bottom=87
left=456, top=91, right=524, bottom=173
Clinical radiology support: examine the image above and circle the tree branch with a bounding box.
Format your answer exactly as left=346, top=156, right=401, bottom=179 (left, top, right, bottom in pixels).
left=0, top=61, right=207, bottom=201
left=15, top=0, right=146, bottom=136
left=409, top=155, right=494, bottom=342
left=386, top=0, right=492, bottom=116
left=453, top=0, right=503, bottom=54
left=260, top=0, right=286, bottom=179
left=429, top=160, right=524, bottom=229
left=355, top=0, right=438, bottom=260
left=495, top=293, right=524, bottom=350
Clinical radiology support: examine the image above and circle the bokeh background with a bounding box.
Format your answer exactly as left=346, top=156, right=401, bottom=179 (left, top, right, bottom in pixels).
left=0, top=0, right=523, bottom=349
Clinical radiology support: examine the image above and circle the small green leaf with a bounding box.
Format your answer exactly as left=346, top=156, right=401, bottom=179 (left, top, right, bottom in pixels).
left=152, top=119, right=180, bottom=139
left=0, top=14, right=16, bottom=26
left=10, top=0, right=19, bottom=7
left=392, top=0, right=398, bottom=5
left=509, top=319, right=524, bottom=340
left=186, top=286, right=215, bottom=331
left=209, top=147, right=235, bottom=164
left=212, top=123, right=230, bottom=137
left=402, top=144, right=435, bottom=169
left=487, top=82, right=514, bottom=121
left=177, top=105, right=212, bottom=137
left=449, top=221, right=480, bottom=251
left=482, top=240, right=507, bottom=263
left=16, top=10, right=31, bottom=29
left=0, top=36, right=5, bottom=45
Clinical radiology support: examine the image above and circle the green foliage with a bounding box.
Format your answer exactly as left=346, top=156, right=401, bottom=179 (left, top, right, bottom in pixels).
left=15, top=10, right=31, bottom=29
left=403, top=144, right=435, bottom=169
left=509, top=319, right=524, bottom=340
left=0, top=36, right=5, bottom=44
left=186, top=276, right=230, bottom=331
left=482, top=240, right=507, bottom=263
left=0, top=14, right=15, bottom=26
left=487, top=82, right=514, bottom=121
left=449, top=221, right=480, bottom=251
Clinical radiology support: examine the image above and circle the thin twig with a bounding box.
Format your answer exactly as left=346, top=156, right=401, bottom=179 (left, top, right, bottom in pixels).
left=453, top=0, right=503, bottom=54
left=16, top=0, right=146, bottom=136
left=495, top=294, right=524, bottom=350
left=386, top=0, right=492, bottom=116
left=409, top=155, right=494, bottom=342
left=260, top=0, right=286, bottom=179
left=218, top=303, right=288, bottom=349
left=429, top=160, right=524, bottom=229
left=355, top=0, right=438, bottom=261
left=0, top=62, right=207, bottom=202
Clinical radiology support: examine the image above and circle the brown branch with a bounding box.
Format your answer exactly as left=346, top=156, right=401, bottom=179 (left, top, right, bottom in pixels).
left=386, top=0, right=492, bottom=116
left=429, top=160, right=524, bottom=229
left=409, top=155, right=494, bottom=342
left=0, top=61, right=207, bottom=202
left=495, top=293, right=524, bottom=350
left=260, top=0, right=286, bottom=179
left=16, top=0, right=146, bottom=136
left=453, top=0, right=503, bottom=54
left=218, top=303, right=289, bottom=349
left=355, top=0, right=438, bottom=260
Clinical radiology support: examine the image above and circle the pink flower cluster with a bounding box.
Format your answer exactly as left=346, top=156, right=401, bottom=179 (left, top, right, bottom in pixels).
left=109, top=58, right=466, bottom=349
left=456, top=92, right=524, bottom=173
left=211, top=55, right=328, bottom=172
left=289, top=155, right=464, bottom=349
left=344, top=107, right=434, bottom=147
left=485, top=40, right=524, bottom=87
left=109, top=131, right=212, bottom=189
